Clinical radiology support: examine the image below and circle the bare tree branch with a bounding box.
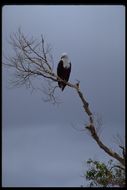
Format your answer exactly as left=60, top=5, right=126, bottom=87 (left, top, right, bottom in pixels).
left=110, top=164, right=125, bottom=171
left=86, top=125, right=125, bottom=166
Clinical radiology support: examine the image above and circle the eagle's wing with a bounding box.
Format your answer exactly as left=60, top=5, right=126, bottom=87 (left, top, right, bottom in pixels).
left=57, top=60, right=64, bottom=79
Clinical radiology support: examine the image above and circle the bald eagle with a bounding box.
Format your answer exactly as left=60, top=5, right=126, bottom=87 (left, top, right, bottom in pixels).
left=57, top=53, right=71, bottom=91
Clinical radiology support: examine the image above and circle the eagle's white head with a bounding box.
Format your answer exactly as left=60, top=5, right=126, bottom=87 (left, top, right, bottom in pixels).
left=61, top=53, right=70, bottom=68
left=61, top=52, right=68, bottom=59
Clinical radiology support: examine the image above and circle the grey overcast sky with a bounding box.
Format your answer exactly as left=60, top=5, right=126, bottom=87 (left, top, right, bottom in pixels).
left=2, top=5, right=125, bottom=187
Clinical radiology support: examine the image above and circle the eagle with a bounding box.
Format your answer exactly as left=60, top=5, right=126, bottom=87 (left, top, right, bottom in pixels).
left=57, top=53, right=71, bottom=91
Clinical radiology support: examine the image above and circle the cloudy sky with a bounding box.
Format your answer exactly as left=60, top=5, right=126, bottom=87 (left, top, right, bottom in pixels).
left=2, top=5, right=125, bottom=187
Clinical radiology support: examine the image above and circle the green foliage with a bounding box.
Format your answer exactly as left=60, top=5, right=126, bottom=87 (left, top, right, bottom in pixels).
left=85, top=159, right=125, bottom=187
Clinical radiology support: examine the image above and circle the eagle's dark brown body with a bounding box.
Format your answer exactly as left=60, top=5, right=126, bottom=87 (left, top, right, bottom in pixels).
left=57, top=59, right=71, bottom=91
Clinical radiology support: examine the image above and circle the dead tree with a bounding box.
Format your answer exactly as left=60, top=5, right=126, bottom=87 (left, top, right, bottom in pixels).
left=3, top=29, right=125, bottom=167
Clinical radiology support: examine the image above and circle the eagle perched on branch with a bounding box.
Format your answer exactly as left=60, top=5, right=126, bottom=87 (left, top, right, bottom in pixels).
left=57, top=53, right=71, bottom=91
